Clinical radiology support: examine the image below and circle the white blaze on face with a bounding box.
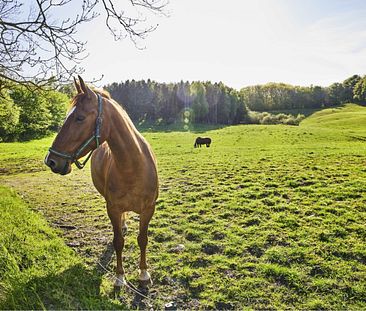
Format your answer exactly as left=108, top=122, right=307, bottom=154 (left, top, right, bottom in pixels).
left=63, top=106, right=76, bottom=125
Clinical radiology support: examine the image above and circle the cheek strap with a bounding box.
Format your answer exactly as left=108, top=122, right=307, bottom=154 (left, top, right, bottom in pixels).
left=48, top=94, right=103, bottom=169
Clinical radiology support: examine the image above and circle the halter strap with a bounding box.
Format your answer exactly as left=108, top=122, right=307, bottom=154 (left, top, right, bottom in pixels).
left=48, top=93, right=103, bottom=169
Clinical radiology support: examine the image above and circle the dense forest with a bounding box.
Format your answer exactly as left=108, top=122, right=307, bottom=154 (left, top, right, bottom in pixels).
left=106, top=80, right=247, bottom=125
left=1, top=74, right=366, bottom=142
left=105, top=74, right=364, bottom=126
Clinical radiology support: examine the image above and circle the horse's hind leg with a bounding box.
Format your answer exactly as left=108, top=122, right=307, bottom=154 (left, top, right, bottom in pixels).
left=107, top=207, right=126, bottom=287
left=138, top=205, right=155, bottom=287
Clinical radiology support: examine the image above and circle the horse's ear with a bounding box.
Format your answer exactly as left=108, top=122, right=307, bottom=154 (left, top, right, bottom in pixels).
left=74, top=77, right=82, bottom=94
left=78, top=75, right=92, bottom=98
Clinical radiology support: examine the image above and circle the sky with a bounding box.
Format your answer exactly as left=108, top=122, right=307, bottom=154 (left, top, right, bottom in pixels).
left=70, top=0, right=366, bottom=89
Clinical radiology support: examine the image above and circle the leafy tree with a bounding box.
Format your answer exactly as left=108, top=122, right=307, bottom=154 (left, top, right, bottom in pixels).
left=327, top=83, right=346, bottom=106
left=0, top=92, right=20, bottom=142
left=10, top=87, right=51, bottom=140
left=217, top=85, right=231, bottom=124
left=241, top=85, right=267, bottom=111
left=231, top=90, right=247, bottom=124
left=343, top=74, right=361, bottom=103
left=204, top=82, right=220, bottom=124
left=353, top=76, right=366, bottom=104
left=190, top=82, right=208, bottom=123
left=308, top=85, right=326, bottom=108
left=44, top=91, right=68, bottom=131
left=3, top=85, right=67, bottom=141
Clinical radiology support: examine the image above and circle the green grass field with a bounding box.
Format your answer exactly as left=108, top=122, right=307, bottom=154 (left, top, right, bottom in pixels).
left=1, top=103, right=366, bottom=309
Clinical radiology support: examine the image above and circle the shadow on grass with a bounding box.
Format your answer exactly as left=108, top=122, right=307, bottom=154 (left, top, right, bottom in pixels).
left=97, top=241, right=115, bottom=270
left=1, top=263, right=125, bottom=310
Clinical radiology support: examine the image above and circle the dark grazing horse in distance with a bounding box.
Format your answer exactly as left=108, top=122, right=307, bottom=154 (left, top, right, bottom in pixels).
left=194, top=137, right=212, bottom=148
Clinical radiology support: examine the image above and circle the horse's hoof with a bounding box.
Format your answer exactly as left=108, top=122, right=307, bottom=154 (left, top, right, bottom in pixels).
left=114, top=274, right=127, bottom=287
left=139, top=269, right=152, bottom=288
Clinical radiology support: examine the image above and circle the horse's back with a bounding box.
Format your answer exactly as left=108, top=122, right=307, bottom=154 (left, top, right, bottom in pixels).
left=198, top=137, right=211, bottom=144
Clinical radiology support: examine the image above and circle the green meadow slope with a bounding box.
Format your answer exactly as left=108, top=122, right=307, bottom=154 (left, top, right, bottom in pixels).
left=302, top=103, right=366, bottom=132
left=0, top=103, right=365, bottom=309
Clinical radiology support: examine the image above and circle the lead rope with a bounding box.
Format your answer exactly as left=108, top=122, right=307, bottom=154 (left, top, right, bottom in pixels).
left=97, top=261, right=152, bottom=301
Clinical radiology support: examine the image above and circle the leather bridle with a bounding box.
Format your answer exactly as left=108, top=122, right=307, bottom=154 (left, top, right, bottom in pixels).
left=48, top=93, right=103, bottom=169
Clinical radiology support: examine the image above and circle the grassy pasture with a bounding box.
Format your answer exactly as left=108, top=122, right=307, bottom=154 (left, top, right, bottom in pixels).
left=0, top=103, right=366, bottom=309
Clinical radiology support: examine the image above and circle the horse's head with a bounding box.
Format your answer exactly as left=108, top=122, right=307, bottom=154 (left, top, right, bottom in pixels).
left=45, top=76, right=105, bottom=175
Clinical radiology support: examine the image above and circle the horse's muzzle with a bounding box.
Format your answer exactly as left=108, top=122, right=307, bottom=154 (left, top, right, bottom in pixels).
left=44, top=152, right=71, bottom=175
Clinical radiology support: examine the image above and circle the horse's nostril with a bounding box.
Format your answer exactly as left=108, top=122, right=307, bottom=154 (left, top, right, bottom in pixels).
left=49, top=159, right=56, bottom=168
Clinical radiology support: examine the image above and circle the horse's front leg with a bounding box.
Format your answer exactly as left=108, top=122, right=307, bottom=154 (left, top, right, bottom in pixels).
left=108, top=206, right=126, bottom=287
left=137, top=205, right=155, bottom=287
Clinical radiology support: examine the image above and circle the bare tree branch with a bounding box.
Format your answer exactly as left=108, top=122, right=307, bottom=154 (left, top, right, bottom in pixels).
left=0, top=0, right=168, bottom=90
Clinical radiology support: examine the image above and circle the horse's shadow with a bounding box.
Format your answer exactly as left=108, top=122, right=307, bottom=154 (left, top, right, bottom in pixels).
left=1, top=262, right=124, bottom=309
left=97, top=241, right=115, bottom=270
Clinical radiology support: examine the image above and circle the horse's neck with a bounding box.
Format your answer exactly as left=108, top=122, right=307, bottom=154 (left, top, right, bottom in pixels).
left=105, top=99, right=144, bottom=169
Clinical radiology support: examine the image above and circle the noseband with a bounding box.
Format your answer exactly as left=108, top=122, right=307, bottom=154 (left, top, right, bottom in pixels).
left=48, top=94, right=103, bottom=169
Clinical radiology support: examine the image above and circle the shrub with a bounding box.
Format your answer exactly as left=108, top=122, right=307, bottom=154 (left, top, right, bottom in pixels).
left=248, top=111, right=305, bottom=125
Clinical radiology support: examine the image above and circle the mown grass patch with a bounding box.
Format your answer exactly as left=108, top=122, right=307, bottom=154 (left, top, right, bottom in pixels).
left=0, top=103, right=366, bottom=309
left=0, top=136, right=52, bottom=175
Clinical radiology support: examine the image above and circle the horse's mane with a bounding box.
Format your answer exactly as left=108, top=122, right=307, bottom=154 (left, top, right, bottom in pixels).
left=68, top=86, right=143, bottom=150
left=68, top=87, right=133, bottom=128
left=94, top=88, right=111, bottom=99
left=69, top=88, right=112, bottom=108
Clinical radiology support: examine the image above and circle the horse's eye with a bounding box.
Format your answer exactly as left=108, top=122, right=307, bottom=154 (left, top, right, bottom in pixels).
left=76, top=115, right=85, bottom=122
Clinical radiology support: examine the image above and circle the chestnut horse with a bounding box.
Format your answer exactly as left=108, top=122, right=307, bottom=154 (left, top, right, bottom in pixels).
left=44, top=76, right=158, bottom=288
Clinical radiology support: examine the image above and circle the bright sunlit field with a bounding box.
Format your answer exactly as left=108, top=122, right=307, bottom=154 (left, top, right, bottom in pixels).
left=1, top=104, right=366, bottom=309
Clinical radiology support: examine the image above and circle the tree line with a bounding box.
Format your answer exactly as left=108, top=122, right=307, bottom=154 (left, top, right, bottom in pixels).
left=2, top=74, right=366, bottom=142
left=106, top=80, right=247, bottom=125
left=241, top=74, right=363, bottom=111
left=105, top=74, right=365, bottom=125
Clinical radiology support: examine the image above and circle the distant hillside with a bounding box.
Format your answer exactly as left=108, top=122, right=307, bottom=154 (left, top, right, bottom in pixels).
left=301, top=103, right=366, bottom=133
